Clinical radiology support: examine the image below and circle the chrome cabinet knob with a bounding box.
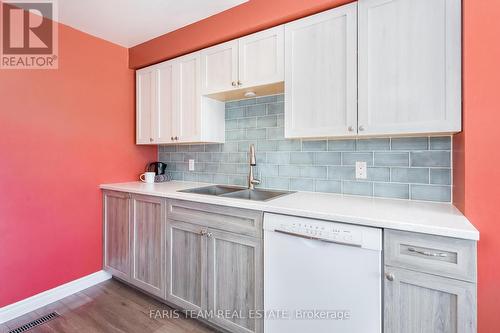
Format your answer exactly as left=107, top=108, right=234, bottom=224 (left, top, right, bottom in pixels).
left=200, top=229, right=207, bottom=236
left=207, top=232, right=213, bottom=238
left=170, top=136, right=174, bottom=141
left=231, top=81, right=237, bottom=87
left=174, top=136, right=179, bottom=140
left=149, top=138, right=153, bottom=142
left=385, top=273, right=395, bottom=281
left=237, top=80, right=242, bottom=86
left=359, top=125, right=365, bottom=131
left=348, top=126, right=354, bottom=132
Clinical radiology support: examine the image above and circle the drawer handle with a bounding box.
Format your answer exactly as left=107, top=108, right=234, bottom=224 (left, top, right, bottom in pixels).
left=200, top=229, right=207, bottom=236
left=408, top=247, right=448, bottom=257
left=385, top=273, right=395, bottom=281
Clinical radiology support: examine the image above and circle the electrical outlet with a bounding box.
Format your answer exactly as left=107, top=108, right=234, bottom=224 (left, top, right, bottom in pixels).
left=188, top=159, right=195, bottom=171
left=355, top=161, right=367, bottom=179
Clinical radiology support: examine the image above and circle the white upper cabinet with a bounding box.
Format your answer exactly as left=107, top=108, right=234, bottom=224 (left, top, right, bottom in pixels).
left=136, top=52, right=224, bottom=145
left=136, top=69, right=156, bottom=144
left=200, top=26, right=284, bottom=96
left=156, top=62, right=175, bottom=143
left=174, top=53, right=202, bottom=143
left=200, top=41, right=238, bottom=95
left=138, top=0, right=463, bottom=144
left=284, top=3, right=358, bottom=139
left=238, top=26, right=284, bottom=89
left=358, top=0, right=461, bottom=136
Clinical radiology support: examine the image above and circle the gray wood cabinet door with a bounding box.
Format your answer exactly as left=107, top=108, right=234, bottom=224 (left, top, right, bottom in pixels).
left=129, top=194, right=166, bottom=298
left=166, top=220, right=208, bottom=312
left=103, top=191, right=130, bottom=281
left=384, top=266, right=476, bottom=333
left=207, top=228, right=263, bottom=333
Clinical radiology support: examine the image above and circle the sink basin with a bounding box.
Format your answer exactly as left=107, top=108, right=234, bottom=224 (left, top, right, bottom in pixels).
left=179, top=185, right=293, bottom=202
left=220, top=189, right=292, bottom=201
left=179, top=185, right=245, bottom=196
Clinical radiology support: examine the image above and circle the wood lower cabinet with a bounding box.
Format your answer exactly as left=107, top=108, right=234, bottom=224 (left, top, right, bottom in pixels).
left=166, top=220, right=207, bottom=312
left=103, top=191, right=130, bottom=281
left=384, top=267, right=476, bottom=333
left=103, top=191, right=166, bottom=298
left=384, top=229, right=477, bottom=333
left=166, top=200, right=264, bottom=333
left=207, top=229, right=263, bottom=333
left=129, top=194, right=166, bottom=298
left=103, top=192, right=476, bottom=333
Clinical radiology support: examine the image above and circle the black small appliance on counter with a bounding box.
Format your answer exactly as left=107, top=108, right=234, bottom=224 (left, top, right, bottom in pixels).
left=146, top=162, right=167, bottom=175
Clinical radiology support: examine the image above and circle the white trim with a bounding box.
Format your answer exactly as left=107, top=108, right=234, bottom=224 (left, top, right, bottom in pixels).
left=0, top=270, right=111, bottom=324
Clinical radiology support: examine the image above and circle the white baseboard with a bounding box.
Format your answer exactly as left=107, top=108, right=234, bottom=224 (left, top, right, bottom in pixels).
left=0, top=270, right=112, bottom=324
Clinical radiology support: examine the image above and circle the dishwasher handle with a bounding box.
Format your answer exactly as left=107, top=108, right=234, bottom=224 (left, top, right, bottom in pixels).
left=274, top=229, right=362, bottom=248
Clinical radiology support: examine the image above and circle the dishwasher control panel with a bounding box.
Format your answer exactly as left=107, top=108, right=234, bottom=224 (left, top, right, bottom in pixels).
left=263, top=213, right=382, bottom=250
left=276, top=221, right=362, bottom=245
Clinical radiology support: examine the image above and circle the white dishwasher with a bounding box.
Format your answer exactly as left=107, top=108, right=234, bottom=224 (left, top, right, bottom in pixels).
left=264, top=213, right=382, bottom=333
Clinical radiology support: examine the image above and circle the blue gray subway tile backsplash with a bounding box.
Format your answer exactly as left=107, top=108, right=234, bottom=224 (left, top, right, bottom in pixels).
left=158, top=94, right=453, bottom=202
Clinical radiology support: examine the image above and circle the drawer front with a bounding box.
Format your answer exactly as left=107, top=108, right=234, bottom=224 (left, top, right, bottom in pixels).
left=167, top=199, right=263, bottom=238
left=385, top=230, right=476, bottom=282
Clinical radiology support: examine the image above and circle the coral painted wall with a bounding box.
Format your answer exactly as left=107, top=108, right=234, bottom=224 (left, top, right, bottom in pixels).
left=129, top=0, right=354, bottom=69
left=0, top=23, right=156, bottom=306
left=454, top=0, right=500, bottom=331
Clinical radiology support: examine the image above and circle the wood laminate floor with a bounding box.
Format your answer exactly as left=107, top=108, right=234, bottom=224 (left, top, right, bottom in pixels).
left=0, top=279, right=217, bottom=333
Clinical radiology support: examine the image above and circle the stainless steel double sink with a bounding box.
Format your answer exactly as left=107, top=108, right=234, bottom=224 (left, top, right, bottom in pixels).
left=179, top=185, right=293, bottom=202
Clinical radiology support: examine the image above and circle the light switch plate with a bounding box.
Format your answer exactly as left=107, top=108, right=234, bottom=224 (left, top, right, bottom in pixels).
left=188, top=159, right=195, bottom=171
left=355, top=161, right=367, bottom=179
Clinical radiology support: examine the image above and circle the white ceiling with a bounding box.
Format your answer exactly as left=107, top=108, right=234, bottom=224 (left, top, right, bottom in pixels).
left=56, top=0, right=248, bottom=48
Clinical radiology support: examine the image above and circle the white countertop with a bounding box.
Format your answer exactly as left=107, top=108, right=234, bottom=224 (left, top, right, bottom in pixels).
left=100, top=181, right=479, bottom=240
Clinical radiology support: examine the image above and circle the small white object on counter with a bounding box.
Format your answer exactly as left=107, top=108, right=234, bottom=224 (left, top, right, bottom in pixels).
left=99, top=181, right=479, bottom=240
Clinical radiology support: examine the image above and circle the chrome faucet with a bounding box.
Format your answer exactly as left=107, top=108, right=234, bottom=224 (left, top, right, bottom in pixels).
left=248, top=144, right=261, bottom=190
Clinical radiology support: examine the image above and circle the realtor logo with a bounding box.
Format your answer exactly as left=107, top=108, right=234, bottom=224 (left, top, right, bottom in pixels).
left=1, top=0, right=58, bottom=69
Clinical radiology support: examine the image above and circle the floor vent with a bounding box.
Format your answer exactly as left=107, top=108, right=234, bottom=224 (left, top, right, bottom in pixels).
left=8, top=312, right=59, bottom=333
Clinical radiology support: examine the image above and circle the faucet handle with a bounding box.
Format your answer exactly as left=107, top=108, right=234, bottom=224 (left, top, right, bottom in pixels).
left=250, top=178, right=261, bottom=185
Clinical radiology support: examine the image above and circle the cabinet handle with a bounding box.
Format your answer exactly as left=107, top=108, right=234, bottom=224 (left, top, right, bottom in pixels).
left=385, top=273, right=395, bottom=281
left=170, top=136, right=174, bottom=141
left=348, top=126, right=354, bottom=132
left=408, top=247, right=448, bottom=257
left=237, top=80, right=242, bottom=86
left=175, top=136, right=179, bottom=141
left=149, top=138, right=153, bottom=142
left=200, top=229, right=207, bottom=236
left=358, top=125, right=365, bottom=131
left=232, top=81, right=237, bottom=87
left=207, top=232, right=213, bottom=238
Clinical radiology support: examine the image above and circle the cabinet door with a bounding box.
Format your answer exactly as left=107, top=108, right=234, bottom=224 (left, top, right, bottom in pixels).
left=238, top=26, right=284, bottom=89
left=155, top=62, right=175, bottom=144
left=284, top=3, right=357, bottom=139
left=200, top=40, right=238, bottom=95
left=136, top=69, right=156, bottom=144
left=166, top=220, right=207, bottom=311
left=130, top=195, right=166, bottom=298
left=207, top=229, right=263, bottom=333
left=384, top=267, right=476, bottom=333
left=103, top=191, right=130, bottom=281
left=173, top=53, right=201, bottom=143
left=358, top=0, right=461, bottom=136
